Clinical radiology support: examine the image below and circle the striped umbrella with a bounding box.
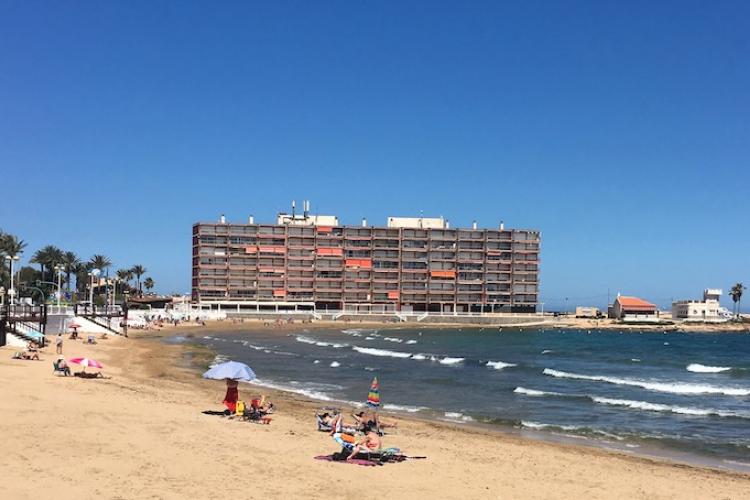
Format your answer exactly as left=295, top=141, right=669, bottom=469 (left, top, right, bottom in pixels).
left=366, top=377, right=380, bottom=408
left=68, top=357, right=103, bottom=371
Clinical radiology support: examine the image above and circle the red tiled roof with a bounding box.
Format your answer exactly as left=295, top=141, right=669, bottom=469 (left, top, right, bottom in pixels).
left=616, top=296, right=656, bottom=309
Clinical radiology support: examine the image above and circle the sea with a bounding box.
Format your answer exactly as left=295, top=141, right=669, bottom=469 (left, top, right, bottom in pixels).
left=171, top=326, right=750, bottom=471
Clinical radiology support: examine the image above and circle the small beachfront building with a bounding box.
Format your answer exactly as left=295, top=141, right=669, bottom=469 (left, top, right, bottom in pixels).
left=609, top=295, right=657, bottom=321
left=575, top=306, right=600, bottom=318
left=672, top=289, right=726, bottom=323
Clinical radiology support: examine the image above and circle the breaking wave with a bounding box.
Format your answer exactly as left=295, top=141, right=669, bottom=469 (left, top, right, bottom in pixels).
left=687, top=364, right=731, bottom=374
left=542, top=368, right=750, bottom=396
left=295, top=335, right=347, bottom=348
left=486, top=360, right=517, bottom=370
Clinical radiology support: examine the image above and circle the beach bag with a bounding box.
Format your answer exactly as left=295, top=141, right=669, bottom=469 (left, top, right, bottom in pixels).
left=235, top=400, right=246, bottom=416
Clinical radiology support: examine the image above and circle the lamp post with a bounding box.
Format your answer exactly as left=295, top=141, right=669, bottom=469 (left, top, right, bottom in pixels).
left=5, top=255, right=20, bottom=305
left=54, top=264, right=64, bottom=307
left=88, top=268, right=101, bottom=313
left=0, top=286, right=5, bottom=306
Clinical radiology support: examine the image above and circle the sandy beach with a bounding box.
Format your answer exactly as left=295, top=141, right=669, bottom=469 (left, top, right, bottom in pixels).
left=2, top=325, right=749, bottom=500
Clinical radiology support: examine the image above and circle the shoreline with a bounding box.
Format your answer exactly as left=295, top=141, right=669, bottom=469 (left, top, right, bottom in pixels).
left=2, top=324, right=749, bottom=499
left=170, top=323, right=750, bottom=475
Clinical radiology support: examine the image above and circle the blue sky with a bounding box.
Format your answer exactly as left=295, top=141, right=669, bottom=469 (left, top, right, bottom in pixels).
left=1, top=1, right=748, bottom=310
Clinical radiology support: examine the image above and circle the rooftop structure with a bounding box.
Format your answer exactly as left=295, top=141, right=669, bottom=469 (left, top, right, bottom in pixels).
left=672, top=288, right=727, bottom=323
left=192, top=205, right=540, bottom=314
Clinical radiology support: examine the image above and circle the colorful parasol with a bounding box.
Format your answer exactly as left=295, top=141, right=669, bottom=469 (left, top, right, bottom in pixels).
left=68, top=357, right=103, bottom=370
left=366, top=377, right=380, bottom=408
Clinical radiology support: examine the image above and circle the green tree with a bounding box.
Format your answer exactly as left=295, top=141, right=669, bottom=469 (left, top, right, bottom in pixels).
left=31, top=245, right=63, bottom=283
left=62, top=251, right=81, bottom=292
left=0, top=231, right=27, bottom=289
left=131, top=265, right=147, bottom=296
left=89, top=254, right=112, bottom=274
left=729, top=283, right=746, bottom=320
left=143, top=277, right=154, bottom=293
left=117, top=268, right=134, bottom=291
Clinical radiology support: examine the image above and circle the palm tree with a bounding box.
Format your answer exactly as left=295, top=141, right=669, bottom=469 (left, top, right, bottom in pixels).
left=0, top=232, right=27, bottom=257
left=31, top=245, right=63, bottom=282
left=62, top=251, right=81, bottom=292
left=0, top=232, right=27, bottom=289
left=89, top=254, right=112, bottom=274
left=117, top=268, right=134, bottom=291
left=131, top=265, right=147, bottom=296
left=74, top=261, right=93, bottom=295
left=143, top=277, right=154, bottom=294
left=729, top=283, right=746, bottom=320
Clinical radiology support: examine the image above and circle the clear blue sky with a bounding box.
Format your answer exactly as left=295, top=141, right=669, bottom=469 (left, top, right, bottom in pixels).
left=1, top=1, right=748, bottom=310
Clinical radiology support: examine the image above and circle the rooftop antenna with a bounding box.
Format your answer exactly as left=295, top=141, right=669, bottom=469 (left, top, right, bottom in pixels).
left=304, top=200, right=310, bottom=218
left=292, top=200, right=296, bottom=218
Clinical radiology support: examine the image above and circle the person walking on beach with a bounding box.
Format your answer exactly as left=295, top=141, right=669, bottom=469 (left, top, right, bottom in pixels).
left=55, top=333, right=63, bottom=355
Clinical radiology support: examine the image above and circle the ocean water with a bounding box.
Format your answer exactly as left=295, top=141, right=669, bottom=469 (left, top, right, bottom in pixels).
left=180, top=326, right=750, bottom=469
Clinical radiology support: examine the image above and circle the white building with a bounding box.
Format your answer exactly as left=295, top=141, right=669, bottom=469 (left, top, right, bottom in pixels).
left=671, top=289, right=726, bottom=323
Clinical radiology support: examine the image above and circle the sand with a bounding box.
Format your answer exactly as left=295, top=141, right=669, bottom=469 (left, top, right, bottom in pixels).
left=1, top=327, right=749, bottom=500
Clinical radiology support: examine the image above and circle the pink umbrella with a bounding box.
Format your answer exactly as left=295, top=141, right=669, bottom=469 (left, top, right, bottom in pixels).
left=68, top=322, right=81, bottom=330
left=68, top=357, right=103, bottom=371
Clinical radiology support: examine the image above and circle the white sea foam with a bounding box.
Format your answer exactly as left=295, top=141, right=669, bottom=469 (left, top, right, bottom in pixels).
left=444, top=412, right=474, bottom=422
left=383, top=404, right=427, bottom=413
left=631, top=358, right=641, bottom=362
left=439, top=357, right=465, bottom=365
left=249, top=379, right=335, bottom=401
left=486, top=360, right=517, bottom=370
left=383, top=337, right=403, bottom=343
left=313, top=360, right=320, bottom=364
left=365, top=336, right=376, bottom=340
left=405, top=340, right=418, bottom=345
left=352, top=346, right=412, bottom=358
left=520, top=421, right=580, bottom=431
left=543, top=368, right=750, bottom=396
left=591, top=397, right=749, bottom=419
left=329, top=361, right=340, bottom=368
left=296, top=335, right=347, bottom=348
left=541, top=349, right=553, bottom=354
left=411, top=354, right=428, bottom=360
left=687, top=363, right=732, bottom=373
left=513, top=387, right=559, bottom=397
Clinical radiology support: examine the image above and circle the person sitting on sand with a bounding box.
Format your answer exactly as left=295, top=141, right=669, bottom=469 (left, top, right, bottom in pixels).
left=57, top=357, right=71, bottom=376
left=86, top=335, right=97, bottom=345
left=348, top=424, right=382, bottom=460
left=21, top=347, right=40, bottom=361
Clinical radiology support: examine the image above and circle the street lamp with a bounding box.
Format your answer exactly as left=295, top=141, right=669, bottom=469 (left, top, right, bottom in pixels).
left=54, top=264, right=65, bottom=307
left=0, top=286, right=5, bottom=306
left=88, top=268, right=101, bottom=311
left=5, top=255, right=20, bottom=305
left=111, top=277, right=120, bottom=309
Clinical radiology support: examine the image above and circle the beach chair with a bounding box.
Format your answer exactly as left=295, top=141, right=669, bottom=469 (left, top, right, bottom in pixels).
left=53, top=360, right=71, bottom=376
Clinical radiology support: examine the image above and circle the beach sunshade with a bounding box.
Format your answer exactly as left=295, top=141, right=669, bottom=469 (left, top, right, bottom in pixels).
left=69, top=357, right=103, bottom=369
left=367, top=377, right=380, bottom=408
left=202, top=361, right=256, bottom=381
left=68, top=322, right=81, bottom=329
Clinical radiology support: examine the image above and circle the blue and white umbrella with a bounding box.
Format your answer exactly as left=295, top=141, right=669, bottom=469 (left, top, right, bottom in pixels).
left=202, top=361, right=256, bottom=381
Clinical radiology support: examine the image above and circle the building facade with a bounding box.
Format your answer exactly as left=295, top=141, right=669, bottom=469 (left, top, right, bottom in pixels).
left=192, top=210, right=540, bottom=313
left=672, top=289, right=726, bottom=322
left=609, top=295, right=657, bottom=321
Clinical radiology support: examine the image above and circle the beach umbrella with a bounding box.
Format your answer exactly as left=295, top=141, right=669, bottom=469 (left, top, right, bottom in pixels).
left=68, top=321, right=81, bottom=330
left=366, top=377, right=380, bottom=408
left=202, top=360, right=256, bottom=381
left=68, top=357, right=103, bottom=371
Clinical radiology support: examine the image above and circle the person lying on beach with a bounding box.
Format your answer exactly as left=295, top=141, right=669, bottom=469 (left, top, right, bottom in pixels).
left=352, top=411, right=398, bottom=431
left=74, top=371, right=104, bottom=379
left=347, top=424, right=382, bottom=460
left=20, top=349, right=40, bottom=361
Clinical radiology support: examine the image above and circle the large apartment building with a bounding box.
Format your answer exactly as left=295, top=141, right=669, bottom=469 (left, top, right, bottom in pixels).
left=192, top=206, right=540, bottom=313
